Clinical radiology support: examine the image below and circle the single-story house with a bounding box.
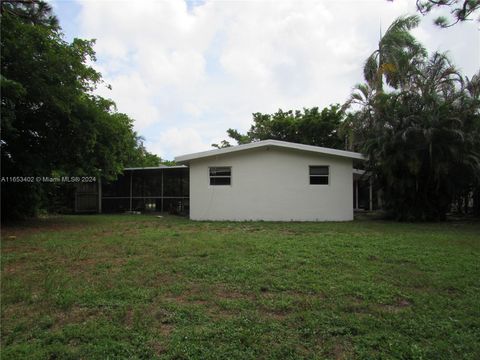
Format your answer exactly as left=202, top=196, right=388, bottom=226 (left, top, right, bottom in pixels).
left=74, top=140, right=373, bottom=220
left=174, top=140, right=365, bottom=221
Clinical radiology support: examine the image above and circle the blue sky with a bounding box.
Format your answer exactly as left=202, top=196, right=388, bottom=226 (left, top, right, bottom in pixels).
left=50, top=0, right=479, bottom=160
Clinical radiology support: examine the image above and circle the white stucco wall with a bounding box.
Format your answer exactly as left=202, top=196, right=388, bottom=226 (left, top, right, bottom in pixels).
left=188, top=146, right=354, bottom=221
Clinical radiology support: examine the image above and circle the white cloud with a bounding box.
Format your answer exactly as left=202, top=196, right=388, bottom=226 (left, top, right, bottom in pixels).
left=94, top=72, right=160, bottom=129
left=66, top=0, right=479, bottom=160
left=136, top=47, right=206, bottom=86
left=147, top=127, right=212, bottom=160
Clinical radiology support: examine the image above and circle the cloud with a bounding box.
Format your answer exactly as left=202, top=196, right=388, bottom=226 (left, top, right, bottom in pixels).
left=146, top=127, right=212, bottom=160
left=66, top=0, right=479, bottom=159
left=95, top=72, right=161, bottom=129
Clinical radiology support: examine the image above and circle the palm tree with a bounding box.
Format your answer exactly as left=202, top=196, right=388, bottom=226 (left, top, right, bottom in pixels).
left=363, top=15, right=426, bottom=92
left=344, top=16, right=427, bottom=152
left=362, top=52, right=480, bottom=220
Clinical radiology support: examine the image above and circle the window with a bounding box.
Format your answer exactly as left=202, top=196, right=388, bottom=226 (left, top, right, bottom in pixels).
left=309, top=166, right=329, bottom=185
left=209, top=167, right=231, bottom=185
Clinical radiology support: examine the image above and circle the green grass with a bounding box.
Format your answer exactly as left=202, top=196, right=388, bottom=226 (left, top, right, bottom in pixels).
left=1, top=215, right=479, bottom=359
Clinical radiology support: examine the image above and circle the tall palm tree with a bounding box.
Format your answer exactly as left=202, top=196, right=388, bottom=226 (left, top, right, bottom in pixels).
left=363, top=15, right=426, bottom=92
left=344, top=16, right=427, bottom=151
left=362, top=52, right=480, bottom=220
left=345, top=15, right=480, bottom=220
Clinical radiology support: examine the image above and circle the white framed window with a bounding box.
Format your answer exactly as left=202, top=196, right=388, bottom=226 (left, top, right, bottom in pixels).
left=309, top=165, right=329, bottom=185
left=209, top=166, right=231, bottom=186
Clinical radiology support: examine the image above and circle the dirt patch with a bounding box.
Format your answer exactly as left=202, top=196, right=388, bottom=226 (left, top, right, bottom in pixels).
left=164, top=283, right=255, bottom=304
left=119, top=228, right=141, bottom=237
left=53, top=306, right=102, bottom=330
left=213, top=285, right=255, bottom=301
left=70, top=258, right=99, bottom=267
left=2, top=248, right=47, bottom=275
left=156, top=323, right=174, bottom=336
left=164, top=295, right=209, bottom=306
left=280, top=229, right=302, bottom=236
left=122, top=307, right=135, bottom=327
left=148, top=324, right=174, bottom=356
left=397, top=298, right=412, bottom=307
left=63, top=256, right=129, bottom=277
left=91, top=229, right=116, bottom=238
left=2, top=262, right=29, bottom=275
left=149, top=339, right=167, bottom=356
left=260, top=309, right=289, bottom=320
left=341, top=296, right=372, bottom=315
left=377, top=298, right=412, bottom=313
left=332, top=340, right=354, bottom=360
left=159, top=283, right=255, bottom=320
left=344, top=304, right=371, bottom=315
left=2, top=223, right=88, bottom=239
left=259, top=289, right=325, bottom=301
left=1, top=303, right=37, bottom=323
left=443, top=286, right=463, bottom=296
left=2, top=246, right=46, bottom=254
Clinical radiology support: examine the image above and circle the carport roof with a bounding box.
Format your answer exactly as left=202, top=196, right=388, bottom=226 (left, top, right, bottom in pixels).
left=175, top=139, right=365, bottom=164
left=123, top=165, right=187, bottom=171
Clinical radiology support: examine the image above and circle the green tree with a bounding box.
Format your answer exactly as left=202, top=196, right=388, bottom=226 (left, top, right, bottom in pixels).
left=126, top=136, right=162, bottom=167
left=364, top=15, right=426, bottom=93
left=388, top=1, right=480, bottom=27
left=1, top=1, right=159, bottom=219
left=349, top=25, right=480, bottom=221
left=214, top=105, right=346, bottom=149
left=417, top=0, right=479, bottom=27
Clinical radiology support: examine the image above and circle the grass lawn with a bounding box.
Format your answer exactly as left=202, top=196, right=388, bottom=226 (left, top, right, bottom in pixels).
left=1, top=215, right=479, bottom=359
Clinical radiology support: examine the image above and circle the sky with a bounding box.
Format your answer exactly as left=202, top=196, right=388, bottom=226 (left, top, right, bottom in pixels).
left=50, top=0, right=479, bottom=160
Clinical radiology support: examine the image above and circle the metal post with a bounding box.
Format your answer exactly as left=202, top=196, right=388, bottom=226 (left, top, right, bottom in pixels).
left=355, top=179, right=359, bottom=210
left=160, top=169, right=164, bottom=213
left=74, top=188, right=78, bottom=213
left=129, top=171, right=133, bottom=212
left=98, top=177, right=102, bottom=214
left=369, top=177, right=373, bottom=211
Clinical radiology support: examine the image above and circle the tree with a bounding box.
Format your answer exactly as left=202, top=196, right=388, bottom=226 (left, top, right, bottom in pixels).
left=211, top=140, right=233, bottom=149
left=417, top=0, right=480, bottom=27
left=126, top=136, right=162, bottom=167
left=214, top=105, right=346, bottom=149
left=363, top=15, right=426, bottom=92
left=0, top=0, right=58, bottom=27
left=343, top=15, right=425, bottom=153
left=347, top=16, right=480, bottom=221
left=1, top=1, right=159, bottom=219
left=388, top=0, right=480, bottom=27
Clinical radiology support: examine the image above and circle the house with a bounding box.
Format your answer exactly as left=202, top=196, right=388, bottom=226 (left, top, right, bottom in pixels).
left=74, top=140, right=371, bottom=220
left=175, top=140, right=365, bottom=221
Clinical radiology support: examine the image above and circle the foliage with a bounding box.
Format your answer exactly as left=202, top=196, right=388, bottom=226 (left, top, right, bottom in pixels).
left=2, top=215, right=480, bottom=358
left=211, top=140, right=233, bottom=149
left=363, top=15, right=426, bottom=92
left=125, top=136, right=162, bottom=168
left=388, top=0, right=480, bottom=27
left=0, top=1, right=160, bottom=219
left=417, top=0, right=480, bottom=27
left=346, top=15, right=480, bottom=220
left=214, top=105, right=346, bottom=149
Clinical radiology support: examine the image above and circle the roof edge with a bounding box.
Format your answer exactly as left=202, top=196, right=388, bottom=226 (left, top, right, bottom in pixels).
left=123, top=165, right=187, bottom=171
left=175, top=139, right=365, bottom=163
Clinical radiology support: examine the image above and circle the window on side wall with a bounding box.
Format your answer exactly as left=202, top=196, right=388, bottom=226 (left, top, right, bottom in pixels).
left=309, top=165, right=329, bottom=185
left=209, top=167, right=231, bottom=185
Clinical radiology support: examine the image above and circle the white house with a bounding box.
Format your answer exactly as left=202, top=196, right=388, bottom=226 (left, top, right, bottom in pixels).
left=175, top=140, right=365, bottom=221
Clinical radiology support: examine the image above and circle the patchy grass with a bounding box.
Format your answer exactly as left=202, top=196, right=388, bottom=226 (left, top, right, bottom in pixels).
left=1, top=215, right=479, bottom=359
